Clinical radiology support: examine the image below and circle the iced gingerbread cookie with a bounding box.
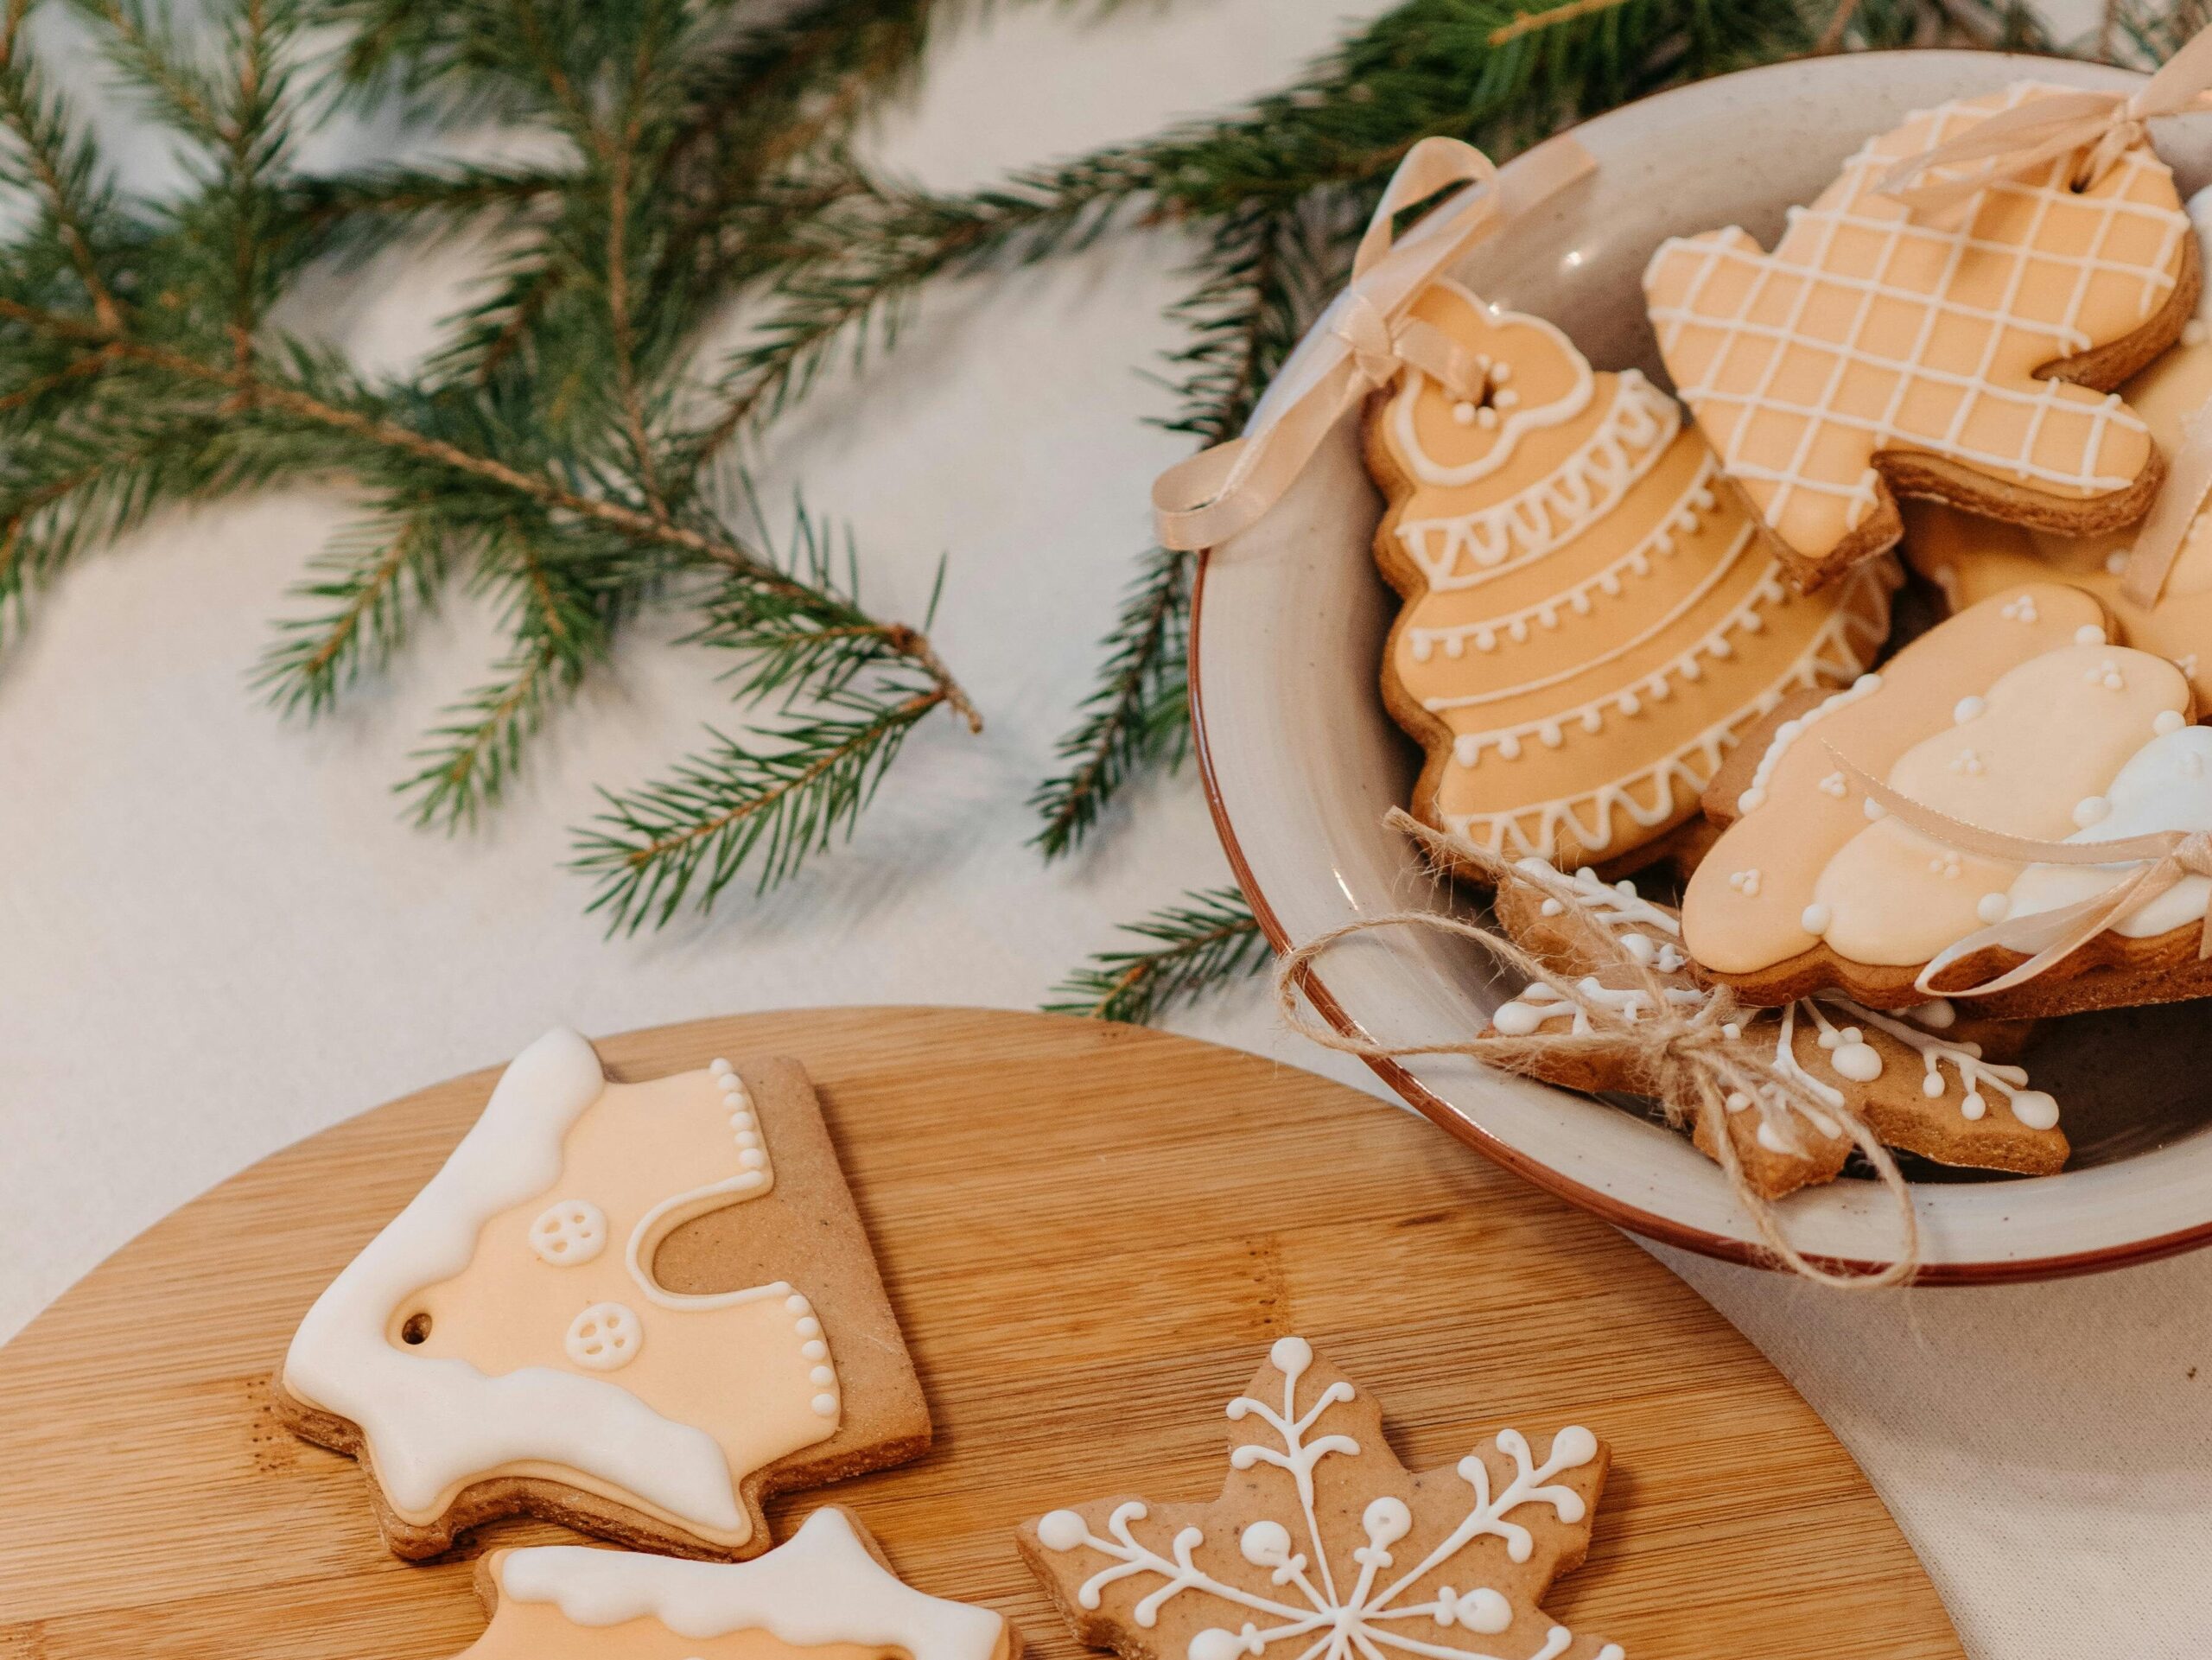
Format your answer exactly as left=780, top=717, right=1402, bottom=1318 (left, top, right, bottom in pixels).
left=1484, top=863, right=2063, bottom=1198
left=1682, top=583, right=2212, bottom=1016
left=1020, top=1336, right=1620, bottom=1660
left=1644, top=83, right=2196, bottom=591
left=453, top=1508, right=1014, bottom=1660
left=1907, top=188, right=2212, bottom=704
left=1368, top=278, right=1894, bottom=873
left=276, top=1028, right=928, bottom=1560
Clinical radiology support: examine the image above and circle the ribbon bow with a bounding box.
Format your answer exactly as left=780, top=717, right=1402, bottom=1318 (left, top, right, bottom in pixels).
left=1875, top=32, right=2212, bottom=216
left=1831, top=748, right=2212, bottom=998
left=1150, top=133, right=1595, bottom=553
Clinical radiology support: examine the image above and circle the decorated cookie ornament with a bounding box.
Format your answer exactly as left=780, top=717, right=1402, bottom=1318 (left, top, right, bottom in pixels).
left=1643, top=82, right=2197, bottom=591
left=1487, top=862, right=2064, bottom=1198
left=454, top=1508, right=1014, bottom=1660
left=1020, top=1337, right=1620, bottom=1660
left=1369, top=277, right=1894, bottom=871
left=1681, top=582, right=2212, bottom=1016
left=276, top=1028, right=928, bottom=1560
left=1907, top=188, right=2212, bottom=704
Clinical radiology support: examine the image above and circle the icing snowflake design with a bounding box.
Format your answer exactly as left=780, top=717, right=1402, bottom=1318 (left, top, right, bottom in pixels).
left=1032, top=1339, right=1620, bottom=1660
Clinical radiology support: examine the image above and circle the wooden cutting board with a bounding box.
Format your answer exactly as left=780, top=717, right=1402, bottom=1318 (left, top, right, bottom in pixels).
left=0, top=1008, right=1960, bottom=1658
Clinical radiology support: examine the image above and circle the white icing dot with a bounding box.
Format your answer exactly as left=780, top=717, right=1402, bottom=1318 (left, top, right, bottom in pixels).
left=795, top=1314, right=821, bottom=1337
left=2188, top=319, right=2209, bottom=346
left=1830, top=1038, right=1883, bottom=1083
left=810, top=1364, right=836, bottom=1386
left=1819, top=770, right=1848, bottom=798
left=1726, top=1091, right=1751, bottom=1112
left=1801, top=903, right=1831, bottom=935
left=1453, top=735, right=1482, bottom=768
left=1493, top=388, right=1519, bottom=410
left=1910, top=999, right=1957, bottom=1029
left=1622, top=932, right=1658, bottom=965
left=565, top=1302, right=642, bottom=1371
left=735, top=1130, right=761, bottom=1149
left=1490, top=361, right=1511, bottom=384
left=803, top=1339, right=829, bottom=1360
left=1240, top=1519, right=1293, bottom=1565
left=1961, top=1092, right=1987, bottom=1121
left=1949, top=747, right=1983, bottom=775
left=1977, top=892, right=2011, bottom=925
left=529, top=1199, right=607, bottom=1267
left=1954, top=696, right=1986, bottom=724
left=2010, top=1090, right=2061, bottom=1129
left=1726, top=868, right=1762, bottom=897
left=2157, top=709, right=2186, bottom=736
left=2073, top=795, right=2110, bottom=828
left=2075, top=624, right=2108, bottom=646
left=1923, top=1074, right=1945, bottom=1098
left=1269, top=1335, right=1313, bottom=1375
left=1452, top=401, right=1478, bottom=425
left=1720, top=1022, right=1742, bottom=1041
left=729, top=1110, right=755, bottom=1130
left=740, top=1148, right=767, bottom=1169
left=1455, top=1588, right=1514, bottom=1634
left=2107, top=550, right=2131, bottom=576
left=1737, top=787, right=1766, bottom=814
left=1999, top=594, right=2039, bottom=623
left=1475, top=405, right=1498, bottom=429
left=785, top=1293, right=810, bottom=1313
left=1756, top=1121, right=1792, bottom=1154
left=1190, top=1631, right=1244, bottom=1660
left=1492, top=1001, right=1543, bottom=1035
left=2087, top=659, right=2125, bottom=691
left=1038, top=1511, right=1090, bottom=1552
left=709, top=1058, right=733, bottom=1077
left=812, top=1392, right=839, bottom=1416
left=1539, top=898, right=1564, bottom=917
left=1865, top=798, right=1886, bottom=821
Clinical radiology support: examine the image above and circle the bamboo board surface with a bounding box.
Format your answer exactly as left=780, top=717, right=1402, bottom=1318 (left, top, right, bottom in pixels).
left=0, top=1008, right=1961, bottom=1658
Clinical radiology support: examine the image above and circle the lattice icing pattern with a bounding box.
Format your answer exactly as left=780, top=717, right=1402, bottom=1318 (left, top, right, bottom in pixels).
left=281, top=1028, right=841, bottom=1553
left=1369, top=278, right=1891, bottom=869
left=1644, top=82, right=2190, bottom=570
left=1024, top=1338, right=1621, bottom=1660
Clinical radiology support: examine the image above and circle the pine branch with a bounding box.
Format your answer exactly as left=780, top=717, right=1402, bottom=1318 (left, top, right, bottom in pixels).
left=252, top=508, right=448, bottom=716
left=1046, top=887, right=1270, bottom=1024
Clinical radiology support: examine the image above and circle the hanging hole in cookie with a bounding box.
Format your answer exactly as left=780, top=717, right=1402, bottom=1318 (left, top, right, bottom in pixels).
left=400, top=1312, right=432, bottom=1345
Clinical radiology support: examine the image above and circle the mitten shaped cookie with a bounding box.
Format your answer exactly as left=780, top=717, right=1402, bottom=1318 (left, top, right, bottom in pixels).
left=1485, top=862, right=2063, bottom=1198
left=1682, top=583, right=2212, bottom=1016
left=1020, top=1337, right=1620, bottom=1660
left=1645, top=83, right=2196, bottom=590
left=1368, top=278, right=1893, bottom=875
left=455, top=1508, right=1014, bottom=1660
left=276, top=1028, right=928, bottom=1559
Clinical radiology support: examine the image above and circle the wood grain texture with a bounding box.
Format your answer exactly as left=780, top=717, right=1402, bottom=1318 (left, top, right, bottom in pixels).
left=0, top=1008, right=1962, bottom=1659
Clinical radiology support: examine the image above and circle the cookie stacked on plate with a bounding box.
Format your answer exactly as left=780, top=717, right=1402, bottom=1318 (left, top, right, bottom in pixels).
left=1365, top=79, right=2212, bottom=1200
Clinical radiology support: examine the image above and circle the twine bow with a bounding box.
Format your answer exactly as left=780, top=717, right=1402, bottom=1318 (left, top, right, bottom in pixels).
left=1150, top=133, right=1595, bottom=553
left=1833, top=748, right=2212, bottom=997
left=1270, top=808, right=1918, bottom=1289
left=1875, top=31, right=2212, bottom=216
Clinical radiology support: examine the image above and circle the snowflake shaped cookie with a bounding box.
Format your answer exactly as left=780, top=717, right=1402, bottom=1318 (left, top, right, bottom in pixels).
left=1020, top=1339, right=1619, bottom=1660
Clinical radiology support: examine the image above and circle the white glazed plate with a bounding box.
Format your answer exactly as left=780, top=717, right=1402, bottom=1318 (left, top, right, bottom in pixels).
left=1192, top=51, right=2212, bottom=1282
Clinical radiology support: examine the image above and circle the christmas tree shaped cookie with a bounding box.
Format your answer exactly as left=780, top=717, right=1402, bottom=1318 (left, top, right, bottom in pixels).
left=276, top=1028, right=928, bottom=1560
left=1020, top=1337, right=1620, bottom=1660
left=454, top=1508, right=1015, bottom=1660
left=1484, top=862, right=2064, bottom=1198
left=1368, top=278, right=1892, bottom=875
left=1681, top=584, right=2212, bottom=1016
left=1906, top=189, right=2212, bottom=705
left=1645, top=83, right=2196, bottom=590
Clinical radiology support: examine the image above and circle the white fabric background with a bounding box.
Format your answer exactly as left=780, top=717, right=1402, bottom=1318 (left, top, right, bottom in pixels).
left=3, top=3, right=2207, bottom=1654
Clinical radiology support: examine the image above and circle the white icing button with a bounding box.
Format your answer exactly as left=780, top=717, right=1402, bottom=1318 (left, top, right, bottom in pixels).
left=1977, top=892, right=2011, bottom=925
left=740, top=1148, right=767, bottom=1169
left=1923, top=1074, right=1945, bottom=1099
left=1451, top=400, right=1477, bottom=425
left=1961, top=1092, right=1987, bottom=1122
left=810, top=1364, right=836, bottom=1386
left=1818, top=770, right=1848, bottom=798
left=1490, top=361, right=1510, bottom=384
left=1865, top=798, right=1886, bottom=821
left=729, top=1110, right=755, bottom=1129
left=1830, top=1037, right=1882, bottom=1083
left=811, top=1392, right=839, bottom=1416
left=529, top=1199, right=607, bottom=1267
left=735, top=1130, right=761, bottom=1149
left=709, top=1058, right=733, bottom=1078
left=1953, top=695, right=1986, bottom=724
left=1801, top=903, right=1832, bottom=935
left=2107, top=550, right=2131, bottom=576
left=565, top=1302, right=642, bottom=1371
left=2157, top=709, right=2187, bottom=736
left=802, top=1338, right=829, bottom=1360
left=1452, top=734, right=1482, bottom=767
left=1454, top=1588, right=1514, bottom=1634
left=795, top=1314, right=822, bottom=1337
left=1492, top=1001, right=1541, bottom=1036
left=2073, top=795, right=2110, bottom=828
left=2075, top=624, right=2107, bottom=646
left=1475, top=405, right=1498, bottom=429
left=2189, top=320, right=2209, bottom=347
left=2011, top=1090, right=2061, bottom=1130
left=785, top=1293, right=810, bottom=1314
left=1038, top=1510, right=1090, bottom=1551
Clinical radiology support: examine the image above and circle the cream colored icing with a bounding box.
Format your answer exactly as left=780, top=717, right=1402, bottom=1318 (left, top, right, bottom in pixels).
left=1905, top=191, right=2212, bottom=701
left=462, top=1510, right=1011, bottom=1660
left=1376, top=279, right=1891, bottom=866
left=1645, top=82, right=2188, bottom=563
left=283, top=1029, right=837, bottom=1549
left=2005, top=722, right=2212, bottom=936
left=1810, top=643, right=2189, bottom=964
left=1681, top=583, right=2107, bottom=974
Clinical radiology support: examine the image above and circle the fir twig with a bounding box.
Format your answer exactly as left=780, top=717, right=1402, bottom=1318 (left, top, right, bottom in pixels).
left=1046, top=887, right=1271, bottom=1023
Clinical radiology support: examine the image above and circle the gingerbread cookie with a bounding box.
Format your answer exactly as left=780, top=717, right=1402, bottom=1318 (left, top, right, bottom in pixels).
left=1907, top=189, right=2212, bottom=703
left=1487, top=862, right=2063, bottom=1198
left=1020, top=1337, right=1619, bottom=1660
left=1644, top=83, right=2196, bottom=591
left=1681, top=583, right=2212, bottom=1015
left=276, top=1028, right=928, bottom=1560
left=1368, top=278, right=1894, bottom=873
left=454, top=1508, right=1014, bottom=1660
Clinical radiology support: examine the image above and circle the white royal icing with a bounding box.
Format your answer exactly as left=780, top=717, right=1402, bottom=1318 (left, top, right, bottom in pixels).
left=496, top=1508, right=1007, bottom=1659
left=1389, top=297, right=1597, bottom=489
left=2005, top=723, right=2212, bottom=938
left=1735, top=672, right=1883, bottom=815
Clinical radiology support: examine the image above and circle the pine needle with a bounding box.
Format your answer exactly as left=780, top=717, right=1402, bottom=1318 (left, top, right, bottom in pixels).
left=1046, top=887, right=1271, bottom=1024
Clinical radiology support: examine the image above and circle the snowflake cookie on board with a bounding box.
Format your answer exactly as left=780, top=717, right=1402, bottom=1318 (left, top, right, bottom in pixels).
left=1020, top=1337, right=1620, bottom=1660
left=1905, top=188, right=2212, bottom=706
left=1681, top=582, right=2212, bottom=1018
left=1485, top=862, right=2064, bottom=1197
left=1366, top=277, right=1894, bottom=875
left=452, top=1507, right=1014, bottom=1660
left=276, top=1027, right=929, bottom=1560
left=1643, top=82, right=2197, bottom=591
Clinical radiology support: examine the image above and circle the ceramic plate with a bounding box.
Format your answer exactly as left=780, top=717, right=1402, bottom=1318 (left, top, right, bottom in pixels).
left=1192, top=50, right=2212, bottom=1282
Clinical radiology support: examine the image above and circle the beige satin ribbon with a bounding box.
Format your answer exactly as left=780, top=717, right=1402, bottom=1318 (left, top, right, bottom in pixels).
left=1150, top=133, right=1596, bottom=553
left=1828, top=747, right=2212, bottom=997
left=2121, top=401, right=2212, bottom=609
left=1875, top=29, right=2212, bottom=215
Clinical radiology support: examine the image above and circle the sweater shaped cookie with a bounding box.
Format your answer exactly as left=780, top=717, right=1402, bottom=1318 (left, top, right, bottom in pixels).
left=1644, top=83, right=2197, bottom=589
left=276, top=1028, right=928, bottom=1559
left=1369, top=278, right=1893, bottom=873
left=1682, top=583, right=2212, bottom=1016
